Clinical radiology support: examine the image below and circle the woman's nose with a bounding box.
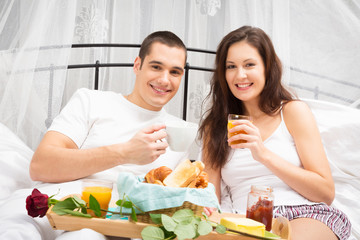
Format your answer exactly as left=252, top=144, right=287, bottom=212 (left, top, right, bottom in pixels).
left=237, top=68, right=246, bottom=78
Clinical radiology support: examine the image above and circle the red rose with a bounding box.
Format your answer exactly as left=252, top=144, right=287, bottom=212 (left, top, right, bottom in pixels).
left=26, top=188, right=49, bottom=218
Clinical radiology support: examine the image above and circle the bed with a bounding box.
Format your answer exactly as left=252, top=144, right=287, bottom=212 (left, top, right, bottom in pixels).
left=0, top=44, right=359, bottom=240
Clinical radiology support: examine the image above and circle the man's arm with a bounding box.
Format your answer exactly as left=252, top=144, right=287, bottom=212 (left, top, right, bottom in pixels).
left=30, top=124, right=168, bottom=182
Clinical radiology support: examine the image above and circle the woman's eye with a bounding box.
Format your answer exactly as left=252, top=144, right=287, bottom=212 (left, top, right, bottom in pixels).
left=152, top=65, right=160, bottom=70
left=226, top=65, right=236, bottom=69
left=246, top=63, right=255, bottom=67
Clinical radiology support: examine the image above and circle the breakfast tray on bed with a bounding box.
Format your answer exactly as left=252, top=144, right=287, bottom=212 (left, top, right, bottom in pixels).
left=46, top=207, right=291, bottom=240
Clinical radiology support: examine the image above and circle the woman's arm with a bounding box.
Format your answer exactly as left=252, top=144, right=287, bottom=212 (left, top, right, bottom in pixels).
left=259, top=101, right=334, bottom=204
left=202, top=147, right=222, bottom=216
left=201, top=134, right=222, bottom=202
left=279, top=100, right=335, bottom=204
left=204, top=161, right=222, bottom=202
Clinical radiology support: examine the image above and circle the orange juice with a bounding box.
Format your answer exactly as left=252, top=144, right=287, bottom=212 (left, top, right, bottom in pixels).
left=228, top=120, right=248, bottom=145
left=81, top=186, right=112, bottom=217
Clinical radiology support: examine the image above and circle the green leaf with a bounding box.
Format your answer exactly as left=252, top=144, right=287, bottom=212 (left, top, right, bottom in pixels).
left=202, top=211, right=209, bottom=220
left=89, top=194, right=101, bottom=217
left=215, top=224, right=227, bottom=234
left=141, top=226, right=165, bottom=240
left=52, top=198, right=77, bottom=215
left=72, top=195, right=86, bottom=207
left=171, top=209, right=194, bottom=224
left=209, top=221, right=218, bottom=227
left=191, top=216, right=201, bottom=226
left=52, top=209, right=68, bottom=215
left=62, top=209, right=92, bottom=218
left=159, top=226, right=176, bottom=239
left=197, top=220, right=213, bottom=235
left=131, top=206, right=137, bottom=222
left=174, top=222, right=196, bottom=240
left=48, top=198, right=59, bottom=206
left=161, top=214, right=177, bottom=232
left=115, top=199, right=133, bottom=208
left=81, top=207, right=87, bottom=214
left=70, top=197, right=81, bottom=209
left=150, top=213, right=162, bottom=224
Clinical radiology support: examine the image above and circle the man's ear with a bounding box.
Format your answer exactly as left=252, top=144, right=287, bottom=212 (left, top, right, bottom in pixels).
left=133, top=56, right=141, bottom=74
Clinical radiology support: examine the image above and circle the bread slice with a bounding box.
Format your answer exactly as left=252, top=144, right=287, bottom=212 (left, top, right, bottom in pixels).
left=163, top=159, right=198, bottom=187
left=193, top=161, right=204, bottom=172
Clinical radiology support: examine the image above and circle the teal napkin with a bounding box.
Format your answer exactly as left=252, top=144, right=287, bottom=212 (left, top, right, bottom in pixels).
left=115, top=172, right=221, bottom=214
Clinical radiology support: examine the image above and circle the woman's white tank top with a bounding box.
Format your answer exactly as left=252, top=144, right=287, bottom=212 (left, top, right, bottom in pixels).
left=221, top=110, right=314, bottom=214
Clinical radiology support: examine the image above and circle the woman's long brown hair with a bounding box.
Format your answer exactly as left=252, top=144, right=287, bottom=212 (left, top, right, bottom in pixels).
left=198, top=26, right=295, bottom=169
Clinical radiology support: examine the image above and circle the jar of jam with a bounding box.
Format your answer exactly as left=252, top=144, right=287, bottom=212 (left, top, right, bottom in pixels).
left=246, top=185, right=274, bottom=231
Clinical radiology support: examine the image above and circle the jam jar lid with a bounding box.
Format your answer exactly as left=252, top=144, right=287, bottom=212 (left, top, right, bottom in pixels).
left=250, top=185, right=273, bottom=193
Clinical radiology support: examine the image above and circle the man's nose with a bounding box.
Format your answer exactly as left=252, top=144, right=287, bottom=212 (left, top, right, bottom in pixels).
left=158, top=71, right=170, bottom=84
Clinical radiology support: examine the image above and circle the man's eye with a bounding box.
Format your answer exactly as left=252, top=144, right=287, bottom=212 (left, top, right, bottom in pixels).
left=171, top=70, right=181, bottom=76
left=152, top=65, right=160, bottom=70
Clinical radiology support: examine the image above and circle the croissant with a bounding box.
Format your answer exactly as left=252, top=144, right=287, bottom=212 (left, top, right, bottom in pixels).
left=144, top=160, right=209, bottom=189
left=187, top=171, right=208, bottom=188
left=144, top=166, right=172, bottom=184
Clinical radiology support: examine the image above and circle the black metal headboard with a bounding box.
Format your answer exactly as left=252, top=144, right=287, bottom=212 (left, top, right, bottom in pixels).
left=68, top=43, right=216, bottom=120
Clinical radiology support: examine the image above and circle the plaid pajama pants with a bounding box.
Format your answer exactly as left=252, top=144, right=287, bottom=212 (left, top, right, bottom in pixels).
left=274, top=203, right=352, bottom=240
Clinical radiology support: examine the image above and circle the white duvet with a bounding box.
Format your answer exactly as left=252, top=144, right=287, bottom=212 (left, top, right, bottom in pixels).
left=0, top=99, right=359, bottom=239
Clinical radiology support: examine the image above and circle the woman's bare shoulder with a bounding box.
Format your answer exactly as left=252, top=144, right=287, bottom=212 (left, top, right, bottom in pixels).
left=282, top=100, right=316, bottom=134
left=282, top=100, right=311, bottom=116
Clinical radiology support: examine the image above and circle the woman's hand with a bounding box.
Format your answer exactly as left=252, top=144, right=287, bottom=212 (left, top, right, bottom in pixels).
left=227, top=119, right=267, bottom=162
left=203, top=207, right=218, bottom=217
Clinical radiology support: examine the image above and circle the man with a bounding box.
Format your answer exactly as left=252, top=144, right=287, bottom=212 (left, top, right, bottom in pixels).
left=30, top=31, right=188, bottom=183
left=0, top=31, right=188, bottom=240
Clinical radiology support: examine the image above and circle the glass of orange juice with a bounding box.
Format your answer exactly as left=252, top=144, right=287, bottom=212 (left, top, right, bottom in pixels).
left=81, top=179, right=113, bottom=217
left=228, top=114, right=253, bottom=146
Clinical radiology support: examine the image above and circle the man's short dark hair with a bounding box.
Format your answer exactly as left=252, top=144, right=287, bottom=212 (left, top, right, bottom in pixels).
left=138, top=31, right=187, bottom=68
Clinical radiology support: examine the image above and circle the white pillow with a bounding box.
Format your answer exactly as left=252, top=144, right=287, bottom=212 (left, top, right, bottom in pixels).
left=0, top=123, right=35, bottom=201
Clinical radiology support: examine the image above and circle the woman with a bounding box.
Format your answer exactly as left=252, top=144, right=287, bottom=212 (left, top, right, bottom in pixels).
left=199, top=26, right=351, bottom=240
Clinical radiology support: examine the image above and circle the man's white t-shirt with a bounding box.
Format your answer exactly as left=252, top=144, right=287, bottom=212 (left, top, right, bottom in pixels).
left=48, top=88, right=188, bottom=181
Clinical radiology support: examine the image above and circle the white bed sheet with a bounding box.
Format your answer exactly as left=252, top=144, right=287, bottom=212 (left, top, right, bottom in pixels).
left=0, top=122, right=35, bottom=202
left=304, top=99, right=360, bottom=240
left=0, top=99, right=359, bottom=239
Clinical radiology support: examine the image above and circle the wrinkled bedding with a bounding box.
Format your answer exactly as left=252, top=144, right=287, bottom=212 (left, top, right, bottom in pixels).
left=304, top=99, right=360, bottom=240
left=0, top=99, right=359, bottom=239
left=0, top=123, right=34, bottom=202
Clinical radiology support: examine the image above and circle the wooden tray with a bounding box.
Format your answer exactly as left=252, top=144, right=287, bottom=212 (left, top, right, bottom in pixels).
left=46, top=202, right=291, bottom=240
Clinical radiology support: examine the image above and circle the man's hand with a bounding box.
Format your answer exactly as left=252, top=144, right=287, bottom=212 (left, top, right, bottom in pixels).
left=119, top=124, right=169, bottom=165
left=30, top=124, right=169, bottom=182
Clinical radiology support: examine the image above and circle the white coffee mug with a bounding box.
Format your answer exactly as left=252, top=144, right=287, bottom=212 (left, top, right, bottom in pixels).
left=165, top=121, right=198, bottom=152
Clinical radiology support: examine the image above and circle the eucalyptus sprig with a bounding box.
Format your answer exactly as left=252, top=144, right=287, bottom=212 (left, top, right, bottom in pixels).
left=141, top=209, right=226, bottom=240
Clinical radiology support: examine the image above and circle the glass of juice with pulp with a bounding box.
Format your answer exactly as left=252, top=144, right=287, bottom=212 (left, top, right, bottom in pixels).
left=228, top=114, right=252, bottom=145
left=81, top=179, right=113, bottom=217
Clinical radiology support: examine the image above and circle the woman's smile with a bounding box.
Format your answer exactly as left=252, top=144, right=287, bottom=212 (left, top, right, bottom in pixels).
left=235, top=82, right=253, bottom=90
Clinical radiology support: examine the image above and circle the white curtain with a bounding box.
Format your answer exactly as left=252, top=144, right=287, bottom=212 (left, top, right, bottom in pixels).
left=1, top=1, right=360, bottom=238
left=1, top=0, right=360, bottom=151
